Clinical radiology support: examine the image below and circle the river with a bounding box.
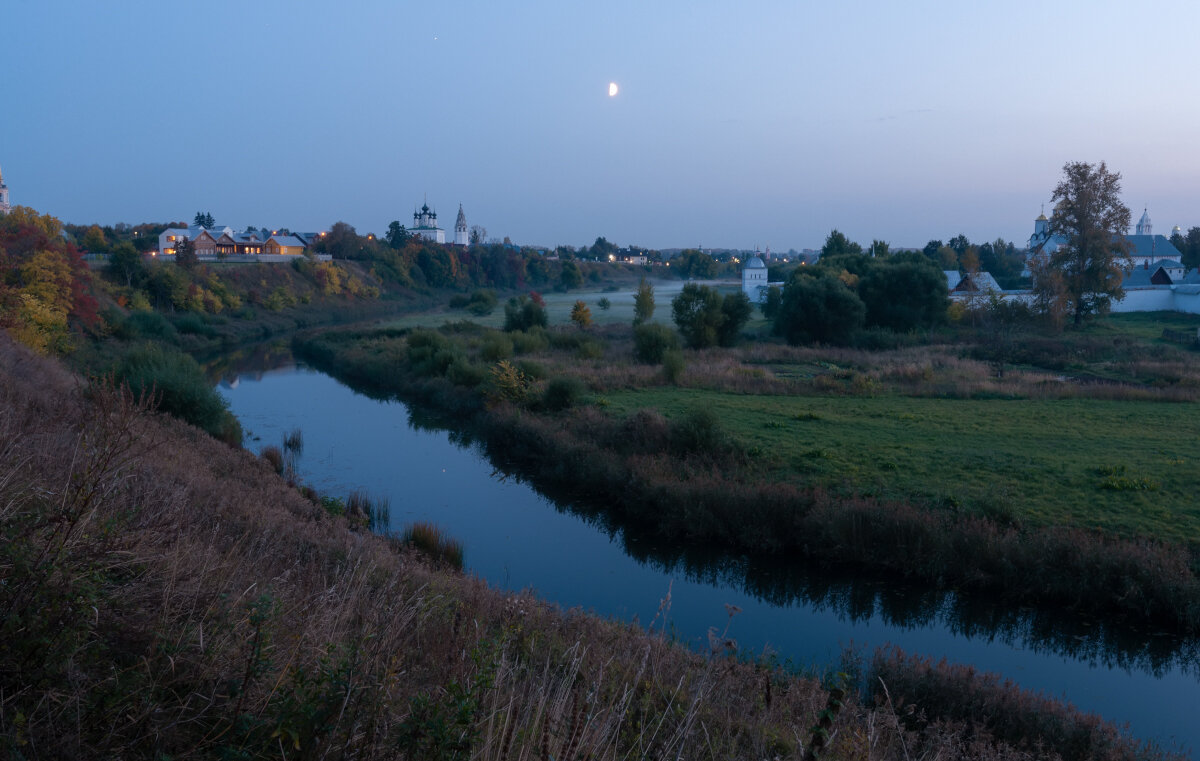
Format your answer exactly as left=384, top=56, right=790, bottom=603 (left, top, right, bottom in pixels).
left=213, top=344, right=1198, bottom=756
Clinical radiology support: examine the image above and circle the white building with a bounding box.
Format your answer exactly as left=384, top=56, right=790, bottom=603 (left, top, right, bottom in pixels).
left=741, top=255, right=783, bottom=301
left=0, top=164, right=10, bottom=214
left=454, top=204, right=468, bottom=246
left=158, top=225, right=234, bottom=255
left=1026, top=207, right=1183, bottom=272
left=411, top=202, right=445, bottom=244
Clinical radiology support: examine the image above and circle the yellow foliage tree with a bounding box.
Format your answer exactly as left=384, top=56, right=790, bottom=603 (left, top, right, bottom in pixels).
left=570, top=300, right=592, bottom=329
left=11, top=249, right=74, bottom=353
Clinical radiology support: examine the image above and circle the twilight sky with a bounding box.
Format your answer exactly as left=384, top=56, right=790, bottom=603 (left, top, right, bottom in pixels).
left=3, top=0, right=1198, bottom=251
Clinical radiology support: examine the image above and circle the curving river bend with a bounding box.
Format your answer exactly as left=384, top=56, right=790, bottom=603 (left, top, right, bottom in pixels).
left=213, top=344, right=1198, bottom=756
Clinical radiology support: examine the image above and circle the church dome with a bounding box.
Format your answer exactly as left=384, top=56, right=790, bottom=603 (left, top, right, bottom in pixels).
left=1036, top=213, right=1047, bottom=221
left=745, top=256, right=766, bottom=269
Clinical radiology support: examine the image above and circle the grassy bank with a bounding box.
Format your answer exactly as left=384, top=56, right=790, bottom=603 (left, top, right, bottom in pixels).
left=3, top=339, right=1181, bottom=759
left=292, top=319, right=1200, bottom=636
left=598, top=389, right=1200, bottom=542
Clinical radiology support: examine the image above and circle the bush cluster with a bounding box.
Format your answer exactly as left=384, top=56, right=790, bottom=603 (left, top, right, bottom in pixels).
left=775, top=253, right=949, bottom=345
left=633, top=323, right=679, bottom=364
left=504, top=294, right=548, bottom=332
left=111, top=342, right=242, bottom=445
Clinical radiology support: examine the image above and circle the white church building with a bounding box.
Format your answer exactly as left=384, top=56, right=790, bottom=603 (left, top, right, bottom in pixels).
left=1027, top=207, right=1183, bottom=270
left=1017, top=207, right=1200, bottom=314
left=410, top=201, right=469, bottom=246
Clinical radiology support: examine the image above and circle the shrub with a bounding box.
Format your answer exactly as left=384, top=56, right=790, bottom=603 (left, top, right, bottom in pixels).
left=671, top=283, right=724, bottom=348
left=479, top=332, right=513, bottom=362
left=670, top=407, right=730, bottom=456
left=633, top=323, right=679, bottom=364
left=504, top=294, right=548, bottom=332
left=775, top=272, right=865, bottom=346
left=718, top=291, right=753, bottom=346
left=400, top=521, right=464, bottom=570
left=662, top=349, right=685, bottom=384
left=511, top=328, right=549, bottom=354
left=466, top=289, right=497, bottom=315
left=858, top=258, right=950, bottom=331
left=119, top=310, right=178, bottom=342
left=761, top=286, right=782, bottom=319
left=112, top=343, right=242, bottom=445
left=448, top=294, right=470, bottom=309
left=489, top=360, right=530, bottom=404
left=515, top=359, right=545, bottom=379
left=347, top=490, right=390, bottom=532
left=407, top=329, right=463, bottom=376
left=597, top=297, right=612, bottom=310
left=261, top=445, right=285, bottom=474
left=633, top=278, right=655, bottom=325
left=570, top=300, right=592, bottom=329
left=542, top=376, right=586, bottom=411
left=620, top=408, right=672, bottom=452
left=446, top=359, right=488, bottom=388
left=575, top=338, right=604, bottom=359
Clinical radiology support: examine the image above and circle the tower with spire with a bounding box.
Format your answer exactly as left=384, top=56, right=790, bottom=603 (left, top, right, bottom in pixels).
left=454, top=204, right=468, bottom=246
left=0, top=164, right=10, bottom=215
left=1136, top=208, right=1152, bottom=236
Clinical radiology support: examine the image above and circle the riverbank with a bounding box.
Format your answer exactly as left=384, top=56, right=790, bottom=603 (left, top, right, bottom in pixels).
left=0, top=333, right=1181, bottom=758
left=292, top=320, right=1200, bottom=638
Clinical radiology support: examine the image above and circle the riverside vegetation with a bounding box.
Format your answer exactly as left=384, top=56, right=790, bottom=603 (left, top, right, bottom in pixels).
left=16, top=333, right=1190, bottom=753
left=6, top=334, right=1183, bottom=759
left=1, top=204, right=1193, bottom=757
left=294, top=304, right=1200, bottom=637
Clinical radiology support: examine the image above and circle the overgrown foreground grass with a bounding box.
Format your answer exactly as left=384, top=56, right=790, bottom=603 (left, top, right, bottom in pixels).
left=0, top=341, right=1179, bottom=759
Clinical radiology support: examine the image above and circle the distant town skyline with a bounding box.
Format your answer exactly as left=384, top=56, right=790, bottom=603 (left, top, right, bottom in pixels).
left=3, top=1, right=1199, bottom=251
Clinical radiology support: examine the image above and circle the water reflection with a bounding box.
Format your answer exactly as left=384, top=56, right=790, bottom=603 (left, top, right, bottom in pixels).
left=428, top=389, right=1200, bottom=682
left=207, top=340, right=1200, bottom=682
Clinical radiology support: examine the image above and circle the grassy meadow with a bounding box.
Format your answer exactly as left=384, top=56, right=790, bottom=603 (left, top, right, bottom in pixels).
left=598, top=388, right=1200, bottom=542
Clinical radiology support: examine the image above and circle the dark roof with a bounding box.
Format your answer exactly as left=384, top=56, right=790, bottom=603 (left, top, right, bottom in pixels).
left=1120, top=267, right=1160, bottom=287
left=1127, top=234, right=1181, bottom=260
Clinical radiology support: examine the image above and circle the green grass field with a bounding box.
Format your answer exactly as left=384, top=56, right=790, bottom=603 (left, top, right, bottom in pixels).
left=1083, top=311, right=1200, bottom=342
left=599, top=387, right=1200, bottom=543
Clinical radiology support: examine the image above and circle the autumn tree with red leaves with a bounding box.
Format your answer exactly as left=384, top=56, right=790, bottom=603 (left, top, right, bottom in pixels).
left=0, top=206, right=99, bottom=353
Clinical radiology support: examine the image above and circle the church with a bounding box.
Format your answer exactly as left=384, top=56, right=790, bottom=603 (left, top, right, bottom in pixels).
left=1027, top=207, right=1182, bottom=270
left=410, top=201, right=469, bottom=246
left=0, top=164, right=10, bottom=215
left=741, top=253, right=784, bottom=301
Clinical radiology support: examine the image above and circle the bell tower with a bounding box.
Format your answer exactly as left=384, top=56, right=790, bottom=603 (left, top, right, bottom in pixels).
left=454, top=204, right=468, bottom=246
left=0, top=164, right=10, bottom=215
left=1136, top=208, right=1152, bottom=236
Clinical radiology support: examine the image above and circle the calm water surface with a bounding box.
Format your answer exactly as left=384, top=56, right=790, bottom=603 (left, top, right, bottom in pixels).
left=216, top=351, right=1198, bottom=756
